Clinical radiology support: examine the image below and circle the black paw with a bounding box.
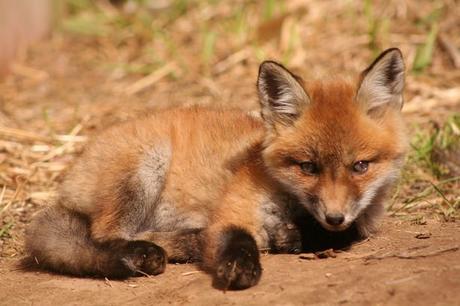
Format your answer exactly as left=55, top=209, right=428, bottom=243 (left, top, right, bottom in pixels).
left=213, top=228, right=262, bottom=290
left=270, top=223, right=302, bottom=254
left=120, top=241, right=167, bottom=277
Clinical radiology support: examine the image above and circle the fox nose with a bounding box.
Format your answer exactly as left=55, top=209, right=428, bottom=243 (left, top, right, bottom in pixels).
left=325, top=213, right=345, bottom=226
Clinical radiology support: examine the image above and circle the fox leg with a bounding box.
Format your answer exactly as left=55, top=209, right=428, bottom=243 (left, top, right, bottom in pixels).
left=85, top=143, right=171, bottom=276
left=134, top=228, right=204, bottom=263
left=260, top=197, right=303, bottom=254
left=209, top=225, right=262, bottom=290
left=201, top=193, right=264, bottom=290
left=90, top=143, right=171, bottom=242
left=25, top=205, right=166, bottom=278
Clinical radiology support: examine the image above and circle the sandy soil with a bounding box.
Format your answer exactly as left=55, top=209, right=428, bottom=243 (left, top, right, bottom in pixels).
left=1, top=218, right=459, bottom=306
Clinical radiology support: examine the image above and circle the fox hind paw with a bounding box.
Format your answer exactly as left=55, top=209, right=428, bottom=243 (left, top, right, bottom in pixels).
left=120, top=240, right=167, bottom=277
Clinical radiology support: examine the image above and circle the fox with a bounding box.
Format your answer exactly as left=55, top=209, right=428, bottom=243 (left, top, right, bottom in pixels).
left=25, top=48, right=407, bottom=290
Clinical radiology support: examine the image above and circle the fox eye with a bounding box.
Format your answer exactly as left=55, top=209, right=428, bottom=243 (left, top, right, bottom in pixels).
left=300, top=161, right=320, bottom=175
left=352, top=160, right=369, bottom=174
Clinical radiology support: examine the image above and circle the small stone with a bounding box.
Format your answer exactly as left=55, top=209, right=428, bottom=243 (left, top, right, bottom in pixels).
left=415, top=232, right=431, bottom=239
left=299, top=253, right=316, bottom=260
left=315, top=249, right=337, bottom=258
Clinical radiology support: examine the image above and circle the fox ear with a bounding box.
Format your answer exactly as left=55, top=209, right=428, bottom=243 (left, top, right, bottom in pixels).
left=356, top=48, right=405, bottom=116
left=257, top=61, right=310, bottom=128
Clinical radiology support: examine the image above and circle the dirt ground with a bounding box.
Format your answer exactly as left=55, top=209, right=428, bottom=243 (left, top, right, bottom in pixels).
left=0, top=1, right=459, bottom=305
left=0, top=218, right=459, bottom=306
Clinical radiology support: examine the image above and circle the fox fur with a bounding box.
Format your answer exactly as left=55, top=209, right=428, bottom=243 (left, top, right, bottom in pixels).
left=25, top=48, right=407, bottom=290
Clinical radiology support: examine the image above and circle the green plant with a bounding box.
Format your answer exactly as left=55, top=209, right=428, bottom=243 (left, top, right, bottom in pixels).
left=0, top=222, right=13, bottom=239
left=412, top=7, right=442, bottom=73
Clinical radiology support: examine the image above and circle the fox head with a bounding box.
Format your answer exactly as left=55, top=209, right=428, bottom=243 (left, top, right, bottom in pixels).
left=258, top=48, right=407, bottom=235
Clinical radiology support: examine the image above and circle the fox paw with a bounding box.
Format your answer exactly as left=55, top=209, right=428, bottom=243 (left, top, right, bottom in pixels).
left=120, top=241, right=167, bottom=277
left=213, top=228, right=262, bottom=290
left=271, top=223, right=302, bottom=254
left=214, top=251, right=262, bottom=290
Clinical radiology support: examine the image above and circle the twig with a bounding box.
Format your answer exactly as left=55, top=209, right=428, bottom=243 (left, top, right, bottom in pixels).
left=438, top=33, right=460, bottom=68
left=334, top=251, right=380, bottom=260
left=365, top=246, right=459, bottom=261
left=213, top=48, right=251, bottom=75
left=123, top=63, right=176, bottom=95
left=10, top=63, right=49, bottom=81
left=0, top=177, right=25, bottom=215
left=385, top=275, right=420, bottom=285
left=135, top=269, right=152, bottom=278
left=0, top=185, right=6, bottom=206
left=0, top=125, right=87, bottom=144
left=104, top=277, right=113, bottom=288
left=37, top=124, right=83, bottom=163
left=223, top=261, right=237, bottom=293
left=181, top=271, right=202, bottom=276
left=53, top=134, right=87, bottom=143
left=0, top=126, right=51, bottom=143
left=404, top=87, right=460, bottom=114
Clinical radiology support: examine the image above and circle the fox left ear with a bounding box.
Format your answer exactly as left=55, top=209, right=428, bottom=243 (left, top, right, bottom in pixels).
left=356, top=48, right=405, bottom=116
left=257, top=61, right=310, bottom=129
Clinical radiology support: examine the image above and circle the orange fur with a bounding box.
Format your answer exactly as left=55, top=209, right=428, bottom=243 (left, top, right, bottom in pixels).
left=25, top=48, right=408, bottom=290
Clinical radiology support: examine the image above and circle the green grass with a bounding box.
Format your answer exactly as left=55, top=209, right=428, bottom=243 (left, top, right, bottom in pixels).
left=62, top=11, right=110, bottom=37
left=410, top=114, right=460, bottom=178
left=202, top=30, right=217, bottom=66
left=390, top=115, right=460, bottom=220
left=225, top=6, right=250, bottom=45
left=0, top=222, right=14, bottom=239
left=363, top=0, right=380, bottom=55
left=412, top=22, right=439, bottom=73
left=263, top=0, right=284, bottom=20
left=412, top=6, right=442, bottom=73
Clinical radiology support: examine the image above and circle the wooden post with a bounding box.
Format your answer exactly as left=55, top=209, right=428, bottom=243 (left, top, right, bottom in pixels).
left=0, top=0, right=52, bottom=75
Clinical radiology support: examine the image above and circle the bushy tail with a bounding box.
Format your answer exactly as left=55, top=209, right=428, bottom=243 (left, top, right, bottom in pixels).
left=25, top=205, right=132, bottom=277
left=24, top=205, right=204, bottom=277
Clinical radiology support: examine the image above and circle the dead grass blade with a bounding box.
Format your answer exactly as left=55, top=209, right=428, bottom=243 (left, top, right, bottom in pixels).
left=365, top=246, right=459, bottom=261
left=0, top=126, right=51, bottom=143
left=438, top=33, right=460, bottom=69
left=123, top=63, right=177, bottom=95
left=213, top=48, right=251, bottom=75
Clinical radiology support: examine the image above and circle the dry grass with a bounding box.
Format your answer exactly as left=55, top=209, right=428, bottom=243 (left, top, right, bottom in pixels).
left=0, top=0, right=459, bottom=257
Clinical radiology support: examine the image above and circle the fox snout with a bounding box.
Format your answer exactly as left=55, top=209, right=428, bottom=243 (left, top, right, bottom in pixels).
left=325, top=212, right=345, bottom=226
left=303, top=196, right=352, bottom=232
left=315, top=186, right=354, bottom=231
left=320, top=209, right=350, bottom=232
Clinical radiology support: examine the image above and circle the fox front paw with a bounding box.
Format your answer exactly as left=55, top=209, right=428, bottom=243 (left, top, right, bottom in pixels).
left=271, top=222, right=302, bottom=254
left=213, top=228, right=262, bottom=290
left=214, top=250, right=262, bottom=290
left=120, top=240, right=167, bottom=277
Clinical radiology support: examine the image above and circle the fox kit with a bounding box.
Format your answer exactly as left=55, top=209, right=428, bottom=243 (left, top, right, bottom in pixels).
left=25, top=48, right=407, bottom=290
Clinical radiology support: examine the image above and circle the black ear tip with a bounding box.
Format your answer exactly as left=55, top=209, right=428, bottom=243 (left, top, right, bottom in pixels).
left=258, top=60, right=283, bottom=75
left=260, top=60, right=283, bottom=67
left=363, top=48, right=405, bottom=76
left=384, top=47, right=402, bottom=54
left=381, top=48, right=404, bottom=61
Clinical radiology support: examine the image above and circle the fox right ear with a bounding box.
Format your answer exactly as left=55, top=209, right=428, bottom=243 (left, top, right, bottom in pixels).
left=356, top=48, right=405, bottom=117
left=257, top=61, right=310, bottom=129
